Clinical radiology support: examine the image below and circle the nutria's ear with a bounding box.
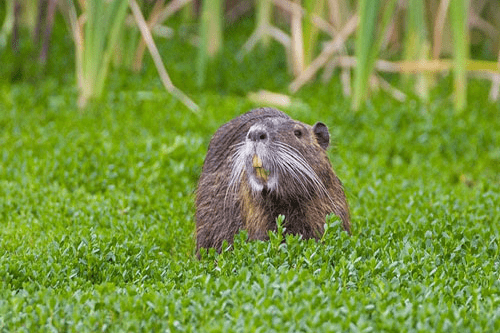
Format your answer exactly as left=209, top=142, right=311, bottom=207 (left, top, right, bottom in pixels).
left=313, top=122, right=330, bottom=149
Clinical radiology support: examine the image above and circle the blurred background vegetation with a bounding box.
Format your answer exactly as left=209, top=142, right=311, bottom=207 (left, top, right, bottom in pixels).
left=0, top=0, right=499, bottom=112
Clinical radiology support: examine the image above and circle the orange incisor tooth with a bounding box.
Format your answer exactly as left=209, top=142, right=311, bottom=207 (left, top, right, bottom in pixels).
left=252, top=155, right=262, bottom=168
left=253, top=155, right=269, bottom=181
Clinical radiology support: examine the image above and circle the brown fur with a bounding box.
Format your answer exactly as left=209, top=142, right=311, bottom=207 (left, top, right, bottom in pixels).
left=195, top=107, right=350, bottom=252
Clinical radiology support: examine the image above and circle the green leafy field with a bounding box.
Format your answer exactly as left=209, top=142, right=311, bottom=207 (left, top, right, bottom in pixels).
left=2, top=21, right=500, bottom=332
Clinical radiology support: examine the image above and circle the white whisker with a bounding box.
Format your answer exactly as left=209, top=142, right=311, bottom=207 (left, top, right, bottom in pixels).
left=225, top=142, right=246, bottom=208
left=226, top=138, right=339, bottom=214
left=275, top=142, right=337, bottom=208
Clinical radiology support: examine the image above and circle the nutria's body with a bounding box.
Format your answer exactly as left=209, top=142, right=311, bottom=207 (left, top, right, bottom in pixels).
left=196, top=107, right=350, bottom=252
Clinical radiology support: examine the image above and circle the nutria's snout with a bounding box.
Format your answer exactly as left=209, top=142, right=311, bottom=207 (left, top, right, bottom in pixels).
left=247, top=124, right=269, bottom=143
left=243, top=123, right=275, bottom=193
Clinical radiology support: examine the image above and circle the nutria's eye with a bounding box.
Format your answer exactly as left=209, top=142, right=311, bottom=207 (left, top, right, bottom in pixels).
left=294, top=129, right=302, bottom=138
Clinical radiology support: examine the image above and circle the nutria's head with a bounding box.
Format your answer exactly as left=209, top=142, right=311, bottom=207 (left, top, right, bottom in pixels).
left=227, top=116, right=333, bottom=201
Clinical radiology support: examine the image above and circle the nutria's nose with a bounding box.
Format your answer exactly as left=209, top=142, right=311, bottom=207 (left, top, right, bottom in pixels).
left=247, top=127, right=268, bottom=142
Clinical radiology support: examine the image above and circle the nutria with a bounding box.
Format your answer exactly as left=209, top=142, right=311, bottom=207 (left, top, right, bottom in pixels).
left=196, top=107, right=350, bottom=253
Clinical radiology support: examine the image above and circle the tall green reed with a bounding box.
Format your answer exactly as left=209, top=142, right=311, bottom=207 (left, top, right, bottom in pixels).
left=0, top=0, right=15, bottom=48
left=197, top=0, right=223, bottom=87
left=352, top=0, right=397, bottom=111
left=404, top=0, right=430, bottom=100
left=60, top=0, right=129, bottom=108
left=256, top=0, right=273, bottom=48
left=303, top=0, right=325, bottom=67
left=450, top=0, right=469, bottom=112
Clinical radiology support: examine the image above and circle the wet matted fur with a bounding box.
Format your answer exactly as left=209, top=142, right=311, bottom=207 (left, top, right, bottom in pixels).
left=195, top=107, right=350, bottom=252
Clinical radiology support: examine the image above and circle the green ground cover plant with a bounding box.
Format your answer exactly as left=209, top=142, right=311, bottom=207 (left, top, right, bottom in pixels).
left=1, top=16, right=500, bottom=332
